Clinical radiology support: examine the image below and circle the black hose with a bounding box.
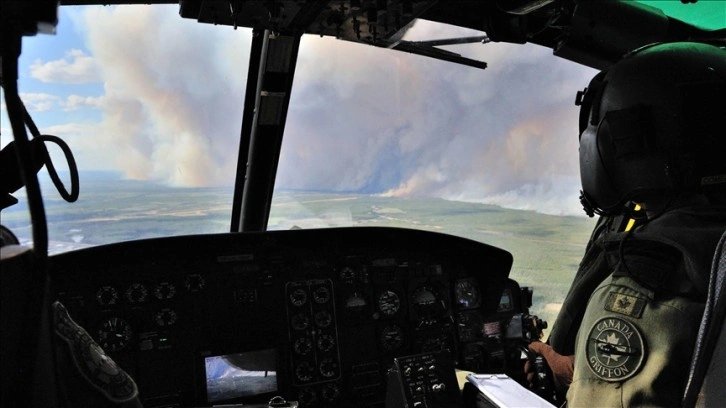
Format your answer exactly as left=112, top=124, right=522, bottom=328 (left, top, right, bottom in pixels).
left=2, top=34, right=49, bottom=258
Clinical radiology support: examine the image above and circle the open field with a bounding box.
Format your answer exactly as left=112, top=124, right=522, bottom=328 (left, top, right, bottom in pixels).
left=2, top=182, right=596, bottom=330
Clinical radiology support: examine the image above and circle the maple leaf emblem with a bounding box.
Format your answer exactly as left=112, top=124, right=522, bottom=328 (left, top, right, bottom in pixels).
left=617, top=296, right=631, bottom=309
left=598, top=333, right=627, bottom=364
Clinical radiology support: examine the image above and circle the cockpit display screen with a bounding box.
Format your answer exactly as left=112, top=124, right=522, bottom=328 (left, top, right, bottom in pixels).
left=497, top=289, right=513, bottom=312
left=205, top=349, right=278, bottom=402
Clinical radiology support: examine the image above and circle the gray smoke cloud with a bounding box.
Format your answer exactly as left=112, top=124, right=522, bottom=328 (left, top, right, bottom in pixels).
left=81, top=5, right=251, bottom=186
left=71, top=6, right=597, bottom=214
left=278, top=22, right=598, bottom=215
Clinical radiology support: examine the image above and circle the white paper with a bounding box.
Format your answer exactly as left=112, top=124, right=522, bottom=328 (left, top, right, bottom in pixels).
left=466, top=374, right=556, bottom=408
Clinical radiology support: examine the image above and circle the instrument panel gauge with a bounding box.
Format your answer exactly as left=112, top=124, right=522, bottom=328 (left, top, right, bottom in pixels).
left=96, top=286, right=119, bottom=306
left=293, top=337, right=313, bottom=355
left=377, top=290, right=401, bottom=316
left=455, top=279, right=480, bottom=309
left=321, top=383, right=340, bottom=401
left=319, top=358, right=339, bottom=378
left=125, top=283, right=148, bottom=304
left=317, top=333, right=336, bottom=352
left=338, top=266, right=355, bottom=281
left=289, top=288, right=308, bottom=307
left=184, top=274, right=206, bottom=292
left=97, top=317, right=133, bottom=352
left=411, top=286, right=445, bottom=317
left=314, top=310, right=332, bottom=328
left=295, top=361, right=315, bottom=382
left=380, top=324, right=405, bottom=351
left=154, top=308, right=178, bottom=327
left=298, top=388, right=317, bottom=405
left=412, top=286, right=437, bottom=306
left=313, top=286, right=331, bottom=304
left=291, top=313, right=310, bottom=330
left=154, top=282, right=176, bottom=300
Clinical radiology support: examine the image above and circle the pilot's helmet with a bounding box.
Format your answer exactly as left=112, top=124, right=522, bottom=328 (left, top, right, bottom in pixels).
left=576, top=42, right=726, bottom=217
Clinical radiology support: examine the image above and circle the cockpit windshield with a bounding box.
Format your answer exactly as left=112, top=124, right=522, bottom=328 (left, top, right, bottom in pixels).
left=1, top=5, right=248, bottom=250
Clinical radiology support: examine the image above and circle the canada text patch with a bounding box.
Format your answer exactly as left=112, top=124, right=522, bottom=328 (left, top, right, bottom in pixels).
left=586, top=317, right=645, bottom=382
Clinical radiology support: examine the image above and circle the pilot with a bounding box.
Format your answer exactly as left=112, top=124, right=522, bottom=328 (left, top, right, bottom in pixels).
left=527, top=42, right=726, bottom=407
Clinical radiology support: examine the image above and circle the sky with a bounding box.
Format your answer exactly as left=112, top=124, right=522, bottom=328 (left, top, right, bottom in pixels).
left=1, top=4, right=598, bottom=216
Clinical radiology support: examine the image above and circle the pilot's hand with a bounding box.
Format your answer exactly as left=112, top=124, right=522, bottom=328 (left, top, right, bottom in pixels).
left=525, top=341, right=574, bottom=391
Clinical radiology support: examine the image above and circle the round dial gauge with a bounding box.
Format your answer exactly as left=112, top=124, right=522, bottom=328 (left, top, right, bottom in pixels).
left=298, top=388, right=317, bottom=405
left=314, top=310, right=332, bottom=328
left=380, top=324, right=405, bottom=351
left=295, top=362, right=315, bottom=382
left=154, top=282, right=176, bottom=300
left=455, top=279, right=480, bottom=309
left=154, top=308, right=178, bottom=327
left=184, top=274, right=206, bottom=292
left=377, top=290, right=401, bottom=316
left=96, top=286, right=118, bottom=306
left=317, top=333, right=336, bottom=352
left=291, top=313, right=310, bottom=330
left=289, top=288, right=308, bottom=307
left=412, top=286, right=437, bottom=306
left=125, top=283, right=148, bottom=304
left=319, top=358, right=339, bottom=378
left=293, top=337, right=313, bottom=355
left=313, top=286, right=331, bottom=304
left=97, top=317, right=133, bottom=352
left=321, top=383, right=340, bottom=402
left=339, top=266, right=355, bottom=281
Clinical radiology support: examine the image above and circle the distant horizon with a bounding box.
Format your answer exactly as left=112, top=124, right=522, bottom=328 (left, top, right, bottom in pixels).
left=5, top=171, right=591, bottom=220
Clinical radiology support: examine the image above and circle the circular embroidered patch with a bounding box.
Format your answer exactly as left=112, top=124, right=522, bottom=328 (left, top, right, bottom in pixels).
left=586, top=317, right=645, bottom=382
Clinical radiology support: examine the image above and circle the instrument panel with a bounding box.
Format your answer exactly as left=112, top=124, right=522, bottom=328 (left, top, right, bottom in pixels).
left=50, top=227, right=516, bottom=407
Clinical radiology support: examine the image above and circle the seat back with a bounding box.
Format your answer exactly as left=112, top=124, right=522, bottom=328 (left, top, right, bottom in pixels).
left=683, top=230, right=726, bottom=407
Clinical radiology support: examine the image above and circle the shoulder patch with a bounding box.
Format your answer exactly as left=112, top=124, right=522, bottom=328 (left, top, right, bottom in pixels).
left=604, top=292, right=646, bottom=318
left=53, top=301, right=139, bottom=403
left=586, top=317, right=645, bottom=382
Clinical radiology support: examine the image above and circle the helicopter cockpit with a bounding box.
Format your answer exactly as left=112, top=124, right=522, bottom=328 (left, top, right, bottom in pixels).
left=2, top=1, right=725, bottom=408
